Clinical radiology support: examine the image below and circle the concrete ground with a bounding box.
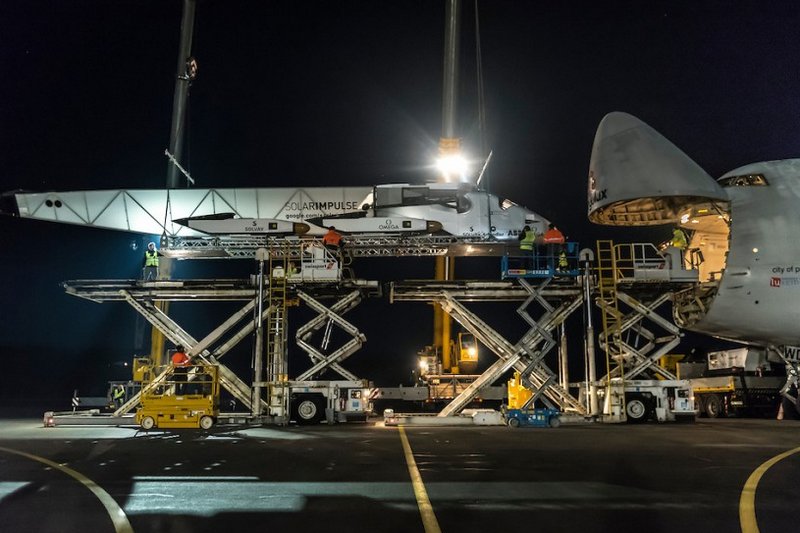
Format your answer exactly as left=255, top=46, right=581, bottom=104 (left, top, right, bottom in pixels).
left=0, top=417, right=797, bottom=532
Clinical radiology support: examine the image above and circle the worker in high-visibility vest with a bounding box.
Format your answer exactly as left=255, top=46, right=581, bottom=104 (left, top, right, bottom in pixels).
left=543, top=224, right=565, bottom=244
left=322, top=226, right=343, bottom=250
left=519, top=225, right=536, bottom=251
left=671, top=227, right=689, bottom=249
left=660, top=227, right=689, bottom=271
left=558, top=250, right=569, bottom=272
left=112, top=384, right=126, bottom=408
left=171, top=345, right=191, bottom=395
left=143, top=242, right=160, bottom=280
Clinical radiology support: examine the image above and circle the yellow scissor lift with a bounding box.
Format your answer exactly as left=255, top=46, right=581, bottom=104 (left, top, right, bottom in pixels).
left=136, top=364, right=220, bottom=430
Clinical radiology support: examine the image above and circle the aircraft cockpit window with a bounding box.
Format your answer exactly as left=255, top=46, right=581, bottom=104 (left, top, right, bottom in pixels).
left=402, top=187, right=430, bottom=203
left=718, top=174, right=769, bottom=187
left=500, top=198, right=518, bottom=210
left=374, top=186, right=430, bottom=207
left=374, top=185, right=463, bottom=209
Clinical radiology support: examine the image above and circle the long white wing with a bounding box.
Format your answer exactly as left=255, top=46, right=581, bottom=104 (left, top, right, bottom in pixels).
left=11, top=187, right=373, bottom=236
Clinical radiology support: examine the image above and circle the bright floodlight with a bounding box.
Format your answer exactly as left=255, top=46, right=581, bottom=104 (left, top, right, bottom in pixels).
left=436, top=154, right=469, bottom=182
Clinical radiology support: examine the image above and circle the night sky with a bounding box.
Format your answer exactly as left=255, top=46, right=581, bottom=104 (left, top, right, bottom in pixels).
left=1, top=1, right=798, bottom=406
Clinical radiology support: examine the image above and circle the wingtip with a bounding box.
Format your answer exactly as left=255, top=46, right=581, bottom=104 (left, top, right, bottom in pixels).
left=0, top=191, right=20, bottom=217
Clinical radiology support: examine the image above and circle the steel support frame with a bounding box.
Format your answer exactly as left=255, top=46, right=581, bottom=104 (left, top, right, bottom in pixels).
left=598, top=291, right=681, bottom=381
left=114, top=290, right=272, bottom=415
left=436, top=279, right=585, bottom=416
left=774, top=345, right=800, bottom=406
left=295, top=290, right=366, bottom=381
left=164, top=235, right=511, bottom=260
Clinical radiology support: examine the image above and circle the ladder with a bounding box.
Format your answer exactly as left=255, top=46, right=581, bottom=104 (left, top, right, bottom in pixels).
left=594, top=241, right=682, bottom=382
left=266, top=248, right=290, bottom=418
left=595, top=240, right=625, bottom=385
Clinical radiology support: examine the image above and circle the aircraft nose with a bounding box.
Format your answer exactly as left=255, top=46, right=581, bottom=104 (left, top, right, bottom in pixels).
left=293, top=222, right=310, bottom=235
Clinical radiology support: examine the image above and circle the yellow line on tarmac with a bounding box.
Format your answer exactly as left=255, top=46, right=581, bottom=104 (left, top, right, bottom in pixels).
left=398, top=426, right=441, bottom=533
left=0, top=445, right=133, bottom=533
left=739, top=445, right=800, bottom=533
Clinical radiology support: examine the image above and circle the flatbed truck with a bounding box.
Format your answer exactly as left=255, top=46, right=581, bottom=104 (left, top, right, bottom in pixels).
left=681, top=348, right=784, bottom=418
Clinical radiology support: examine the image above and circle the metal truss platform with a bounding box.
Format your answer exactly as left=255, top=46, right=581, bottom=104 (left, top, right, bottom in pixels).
left=163, top=235, right=515, bottom=259
left=389, top=279, right=582, bottom=302
left=63, top=278, right=381, bottom=302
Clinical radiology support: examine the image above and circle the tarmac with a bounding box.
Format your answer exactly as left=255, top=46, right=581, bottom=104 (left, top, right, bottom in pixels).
left=0, top=417, right=798, bottom=532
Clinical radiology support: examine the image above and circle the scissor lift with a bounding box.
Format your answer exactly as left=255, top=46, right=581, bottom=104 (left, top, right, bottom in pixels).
left=59, top=240, right=377, bottom=425
left=593, top=240, right=698, bottom=423
left=53, top=236, right=607, bottom=426
left=136, top=364, right=220, bottom=430
left=389, top=277, right=587, bottom=418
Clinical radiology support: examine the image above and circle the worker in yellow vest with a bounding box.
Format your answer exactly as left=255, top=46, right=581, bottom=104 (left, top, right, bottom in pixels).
left=519, top=225, right=536, bottom=251
left=143, top=242, right=160, bottom=280
left=558, top=250, right=569, bottom=272
left=112, top=384, right=126, bottom=408
left=671, top=227, right=689, bottom=249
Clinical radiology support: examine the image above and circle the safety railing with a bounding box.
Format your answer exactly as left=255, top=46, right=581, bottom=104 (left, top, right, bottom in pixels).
left=613, top=242, right=700, bottom=282
left=501, top=242, right=581, bottom=279
left=140, top=364, right=219, bottom=399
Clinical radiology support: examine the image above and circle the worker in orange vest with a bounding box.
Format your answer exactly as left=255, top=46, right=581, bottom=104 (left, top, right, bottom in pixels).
left=322, top=226, right=343, bottom=250
left=543, top=224, right=565, bottom=244
left=171, top=345, right=190, bottom=366
left=171, top=345, right=191, bottom=394
left=543, top=224, right=565, bottom=273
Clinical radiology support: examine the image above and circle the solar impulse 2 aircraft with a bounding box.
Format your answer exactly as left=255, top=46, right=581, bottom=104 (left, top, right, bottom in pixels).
left=0, top=181, right=546, bottom=244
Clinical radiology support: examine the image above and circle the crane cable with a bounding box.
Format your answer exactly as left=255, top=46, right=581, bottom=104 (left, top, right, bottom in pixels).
left=474, top=0, right=494, bottom=238
left=474, top=0, right=488, bottom=163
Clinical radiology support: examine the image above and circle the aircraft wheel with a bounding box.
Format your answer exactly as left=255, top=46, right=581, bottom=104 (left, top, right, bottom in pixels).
left=199, top=416, right=214, bottom=430
left=141, top=416, right=155, bottom=430
left=705, top=394, right=725, bottom=418
left=507, top=417, right=520, bottom=428
left=625, top=395, right=651, bottom=423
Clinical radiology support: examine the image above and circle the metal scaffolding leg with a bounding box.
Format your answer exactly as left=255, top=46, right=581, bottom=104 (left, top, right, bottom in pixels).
left=775, top=345, right=800, bottom=408
left=598, top=291, right=682, bottom=380
left=436, top=286, right=585, bottom=417
left=115, top=290, right=267, bottom=415
left=208, top=303, right=273, bottom=361
left=295, top=291, right=366, bottom=381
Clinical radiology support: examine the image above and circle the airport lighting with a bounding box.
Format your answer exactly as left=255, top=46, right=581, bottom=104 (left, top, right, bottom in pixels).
left=435, top=153, right=469, bottom=182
